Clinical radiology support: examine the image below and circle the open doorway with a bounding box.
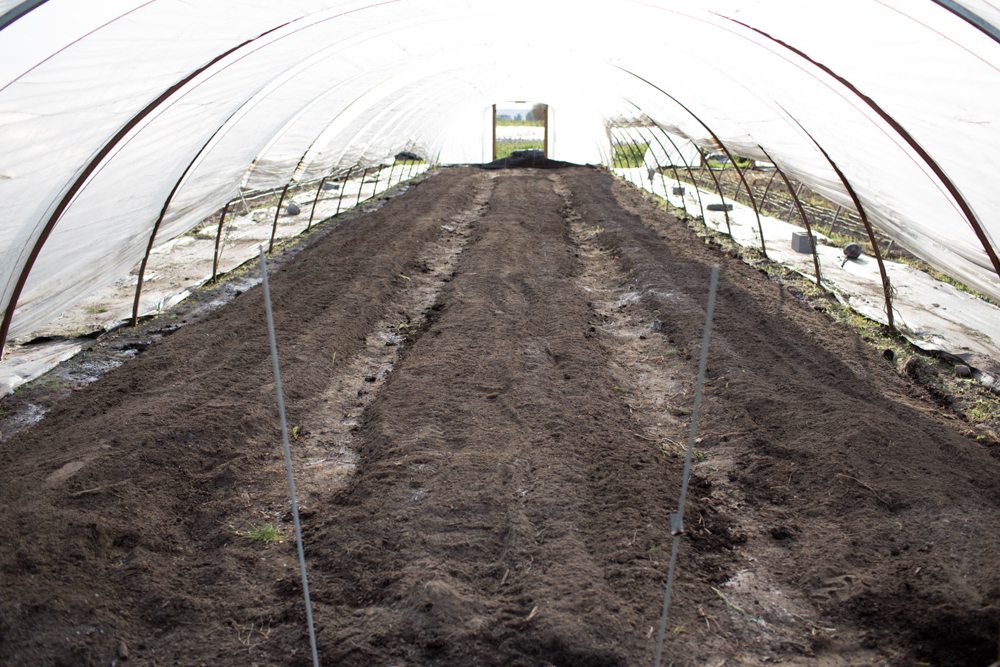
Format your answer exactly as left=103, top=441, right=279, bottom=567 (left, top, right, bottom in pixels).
left=492, top=101, right=548, bottom=161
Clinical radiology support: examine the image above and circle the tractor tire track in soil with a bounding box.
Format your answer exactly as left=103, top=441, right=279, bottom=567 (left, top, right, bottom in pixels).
left=0, top=166, right=998, bottom=667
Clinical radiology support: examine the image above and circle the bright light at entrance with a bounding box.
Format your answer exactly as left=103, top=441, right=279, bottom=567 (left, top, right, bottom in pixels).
left=493, top=101, right=548, bottom=161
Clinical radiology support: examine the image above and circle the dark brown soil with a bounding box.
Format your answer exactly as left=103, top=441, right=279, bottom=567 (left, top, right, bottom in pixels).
left=1, top=167, right=998, bottom=666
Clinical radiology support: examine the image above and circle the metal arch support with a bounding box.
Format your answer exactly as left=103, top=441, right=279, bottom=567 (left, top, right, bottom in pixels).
left=758, top=168, right=779, bottom=214
left=929, top=0, right=1000, bottom=44
left=386, top=159, right=397, bottom=190
left=622, top=129, right=647, bottom=187
left=355, top=167, right=369, bottom=207
left=638, top=126, right=682, bottom=216
left=653, top=124, right=707, bottom=223
left=0, top=22, right=293, bottom=354
left=608, top=133, right=630, bottom=181
left=211, top=202, right=230, bottom=283
left=0, top=0, right=50, bottom=32
left=335, top=166, right=354, bottom=217
left=758, top=147, right=823, bottom=287
left=636, top=83, right=761, bottom=252
left=722, top=16, right=1000, bottom=282
left=618, top=128, right=635, bottom=185
left=721, top=152, right=767, bottom=257
left=269, top=183, right=291, bottom=254
left=615, top=71, right=734, bottom=237
left=699, top=148, right=733, bottom=238
left=132, top=96, right=271, bottom=325
left=609, top=133, right=630, bottom=177
left=307, top=176, right=327, bottom=230
left=784, top=136, right=897, bottom=330
left=628, top=128, right=658, bottom=195
left=638, top=127, right=685, bottom=210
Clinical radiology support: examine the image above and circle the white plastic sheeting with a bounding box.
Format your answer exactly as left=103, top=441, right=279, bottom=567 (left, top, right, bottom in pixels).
left=615, top=165, right=1000, bottom=380
left=0, top=0, right=998, bottom=349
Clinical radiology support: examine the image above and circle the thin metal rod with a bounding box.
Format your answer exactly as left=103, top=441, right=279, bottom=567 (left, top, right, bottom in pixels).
left=609, top=134, right=629, bottom=176
left=700, top=152, right=733, bottom=238
left=131, top=85, right=267, bottom=326
left=656, top=125, right=706, bottom=222
left=623, top=130, right=646, bottom=186
left=760, top=148, right=823, bottom=287
left=934, top=0, right=1000, bottom=42
left=639, top=127, right=673, bottom=213
left=759, top=169, right=779, bottom=214
left=371, top=164, right=383, bottom=196
left=609, top=134, right=627, bottom=178
left=640, top=126, right=688, bottom=217
left=386, top=159, right=397, bottom=190
left=355, top=168, right=368, bottom=207
left=335, top=166, right=353, bottom=217
left=616, top=73, right=737, bottom=237
left=212, top=202, right=230, bottom=282
left=307, top=177, right=326, bottom=231
left=653, top=265, right=720, bottom=667
left=269, top=183, right=291, bottom=254
left=716, top=149, right=766, bottom=256
left=829, top=205, right=843, bottom=235
left=0, top=0, right=49, bottom=31
left=722, top=17, right=1000, bottom=282
left=785, top=184, right=802, bottom=223
left=259, top=247, right=320, bottom=667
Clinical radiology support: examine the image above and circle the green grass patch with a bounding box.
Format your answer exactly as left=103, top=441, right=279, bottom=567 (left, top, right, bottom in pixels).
left=496, top=119, right=544, bottom=127
left=612, top=142, right=649, bottom=168
left=236, top=524, right=284, bottom=544
left=494, top=140, right=545, bottom=159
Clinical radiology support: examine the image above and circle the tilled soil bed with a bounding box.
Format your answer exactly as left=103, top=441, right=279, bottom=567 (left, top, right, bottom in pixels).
left=1, top=167, right=998, bottom=666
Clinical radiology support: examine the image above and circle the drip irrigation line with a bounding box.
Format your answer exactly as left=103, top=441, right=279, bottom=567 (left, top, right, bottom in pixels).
left=259, top=247, right=321, bottom=667
left=653, top=265, right=720, bottom=667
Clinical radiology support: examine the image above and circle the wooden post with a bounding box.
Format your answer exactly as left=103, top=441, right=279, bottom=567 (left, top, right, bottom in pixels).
left=543, top=104, right=549, bottom=158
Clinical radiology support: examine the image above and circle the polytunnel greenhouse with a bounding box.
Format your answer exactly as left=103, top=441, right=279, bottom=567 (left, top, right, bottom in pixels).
left=1, top=0, right=999, bottom=664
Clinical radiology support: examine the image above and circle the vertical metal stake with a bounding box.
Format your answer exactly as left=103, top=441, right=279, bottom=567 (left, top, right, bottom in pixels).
left=259, top=247, right=321, bottom=667
left=307, top=177, right=327, bottom=231
left=212, top=202, right=230, bottom=282
left=653, top=265, right=720, bottom=667
left=269, top=183, right=291, bottom=253
left=335, top=166, right=353, bottom=217
left=355, top=168, right=368, bottom=207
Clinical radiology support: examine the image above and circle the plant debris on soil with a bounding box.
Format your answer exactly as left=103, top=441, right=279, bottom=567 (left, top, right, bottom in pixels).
left=1, top=167, right=998, bottom=666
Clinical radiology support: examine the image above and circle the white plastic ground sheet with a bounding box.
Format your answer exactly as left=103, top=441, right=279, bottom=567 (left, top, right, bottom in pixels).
left=615, top=166, right=1000, bottom=381
left=0, top=1, right=997, bottom=376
